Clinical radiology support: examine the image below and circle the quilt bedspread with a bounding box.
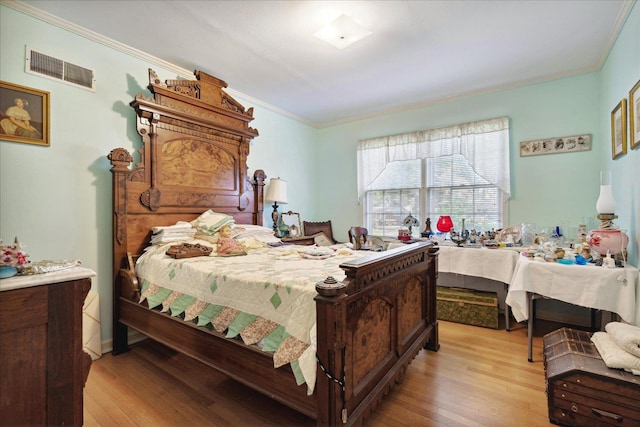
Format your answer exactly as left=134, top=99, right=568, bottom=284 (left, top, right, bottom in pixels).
left=135, top=241, right=369, bottom=393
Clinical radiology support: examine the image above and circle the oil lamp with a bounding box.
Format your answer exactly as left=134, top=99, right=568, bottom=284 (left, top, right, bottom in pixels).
left=587, top=171, right=628, bottom=257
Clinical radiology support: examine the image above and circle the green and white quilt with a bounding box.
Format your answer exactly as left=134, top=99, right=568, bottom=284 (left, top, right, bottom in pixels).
left=136, top=240, right=369, bottom=394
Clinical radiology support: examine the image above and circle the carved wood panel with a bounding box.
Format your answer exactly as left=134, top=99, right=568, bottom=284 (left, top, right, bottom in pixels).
left=352, top=298, right=392, bottom=384
left=397, top=277, right=423, bottom=345
left=160, top=139, right=236, bottom=189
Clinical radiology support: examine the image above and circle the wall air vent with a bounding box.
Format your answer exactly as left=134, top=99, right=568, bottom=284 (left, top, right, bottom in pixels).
left=25, top=47, right=96, bottom=92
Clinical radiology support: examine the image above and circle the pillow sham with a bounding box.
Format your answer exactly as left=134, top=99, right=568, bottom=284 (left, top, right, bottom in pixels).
left=233, top=225, right=280, bottom=243
left=191, top=209, right=234, bottom=236
left=150, top=221, right=196, bottom=244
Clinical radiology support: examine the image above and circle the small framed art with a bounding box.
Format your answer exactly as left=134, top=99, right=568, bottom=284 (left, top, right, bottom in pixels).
left=630, top=79, right=640, bottom=150
left=0, top=81, right=50, bottom=147
left=611, top=99, right=627, bottom=159
left=519, top=133, right=591, bottom=157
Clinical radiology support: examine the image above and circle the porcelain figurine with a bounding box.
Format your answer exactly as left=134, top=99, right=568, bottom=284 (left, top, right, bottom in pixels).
left=579, top=242, right=592, bottom=260
left=603, top=251, right=616, bottom=268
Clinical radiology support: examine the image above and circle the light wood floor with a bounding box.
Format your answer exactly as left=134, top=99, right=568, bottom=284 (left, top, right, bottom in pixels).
left=84, top=319, right=567, bottom=426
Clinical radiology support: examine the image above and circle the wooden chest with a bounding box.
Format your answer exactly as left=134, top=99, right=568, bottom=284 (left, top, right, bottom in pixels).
left=436, top=286, right=498, bottom=329
left=543, top=328, right=640, bottom=426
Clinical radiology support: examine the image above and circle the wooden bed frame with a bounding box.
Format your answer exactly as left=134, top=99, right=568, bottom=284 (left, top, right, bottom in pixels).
left=109, top=69, right=439, bottom=426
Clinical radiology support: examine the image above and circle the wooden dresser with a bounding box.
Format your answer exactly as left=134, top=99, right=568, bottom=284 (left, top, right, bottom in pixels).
left=0, top=267, right=95, bottom=426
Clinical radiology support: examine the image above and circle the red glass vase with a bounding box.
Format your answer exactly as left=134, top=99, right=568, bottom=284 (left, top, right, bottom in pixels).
left=436, top=215, right=453, bottom=232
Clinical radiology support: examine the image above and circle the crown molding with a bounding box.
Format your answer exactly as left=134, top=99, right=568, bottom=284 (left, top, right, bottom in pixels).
left=3, top=0, right=633, bottom=129
left=1, top=0, right=318, bottom=128
left=597, top=0, right=636, bottom=68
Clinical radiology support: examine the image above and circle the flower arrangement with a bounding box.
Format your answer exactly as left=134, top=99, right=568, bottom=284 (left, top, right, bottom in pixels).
left=0, top=238, right=29, bottom=267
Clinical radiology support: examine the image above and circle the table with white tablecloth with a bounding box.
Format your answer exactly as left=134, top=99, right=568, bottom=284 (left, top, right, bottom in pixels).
left=437, top=245, right=520, bottom=329
left=506, top=254, right=640, bottom=361
left=437, top=245, right=520, bottom=283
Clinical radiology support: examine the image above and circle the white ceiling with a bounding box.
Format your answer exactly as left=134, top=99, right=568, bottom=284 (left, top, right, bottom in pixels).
left=12, top=0, right=635, bottom=127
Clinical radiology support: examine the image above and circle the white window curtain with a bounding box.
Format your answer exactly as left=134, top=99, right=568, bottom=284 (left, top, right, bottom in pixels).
left=357, top=116, right=511, bottom=204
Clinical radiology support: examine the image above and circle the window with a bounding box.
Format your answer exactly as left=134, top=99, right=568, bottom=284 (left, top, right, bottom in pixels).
left=357, top=117, right=510, bottom=237
left=426, top=154, right=503, bottom=233
left=364, top=160, right=420, bottom=235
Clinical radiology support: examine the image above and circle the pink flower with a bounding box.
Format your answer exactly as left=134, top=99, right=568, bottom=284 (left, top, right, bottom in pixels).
left=587, top=235, right=601, bottom=247
left=0, top=244, right=29, bottom=267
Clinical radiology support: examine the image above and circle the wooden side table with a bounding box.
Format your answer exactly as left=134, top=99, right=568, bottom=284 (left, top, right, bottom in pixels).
left=0, top=267, right=95, bottom=426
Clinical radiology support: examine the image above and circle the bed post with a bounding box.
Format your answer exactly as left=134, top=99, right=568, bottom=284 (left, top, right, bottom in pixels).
left=108, top=148, right=134, bottom=354
left=315, top=282, right=348, bottom=427
left=425, top=246, right=440, bottom=351
left=253, top=169, right=266, bottom=226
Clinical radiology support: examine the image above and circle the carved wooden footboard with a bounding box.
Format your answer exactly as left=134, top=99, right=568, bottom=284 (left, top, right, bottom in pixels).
left=315, top=243, right=439, bottom=425
left=110, top=68, right=439, bottom=426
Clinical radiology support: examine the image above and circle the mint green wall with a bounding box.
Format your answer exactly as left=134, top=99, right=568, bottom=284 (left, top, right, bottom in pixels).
left=318, top=73, right=603, bottom=241
left=1, top=3, right=638, bottom=348
left=318, top=3, right=639, bottom=267
left=0, top=5, right=317, bottom=345
left=239, top=98, right=319, bottom=221
left=598, top=2, right=639, bottom=268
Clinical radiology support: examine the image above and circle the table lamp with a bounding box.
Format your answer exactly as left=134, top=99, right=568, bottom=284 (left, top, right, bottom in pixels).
left=265, top=177, right=288, bottom=234
left=587, top=171, right=628, bottom=257
left=403, top=213, right=420, bottom=236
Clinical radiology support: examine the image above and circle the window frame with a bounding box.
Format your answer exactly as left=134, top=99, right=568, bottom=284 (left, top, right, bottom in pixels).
left=363, top=161, right=506, bottom=237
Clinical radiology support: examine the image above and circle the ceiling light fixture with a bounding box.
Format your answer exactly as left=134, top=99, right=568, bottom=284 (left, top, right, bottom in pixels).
left=313, top=14, right=372, bottom=50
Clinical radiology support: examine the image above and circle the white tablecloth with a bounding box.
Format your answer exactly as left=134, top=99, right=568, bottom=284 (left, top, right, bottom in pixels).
left=506, top=255, right=640, bottom=325
left=437, top=245, right=520, bottom=284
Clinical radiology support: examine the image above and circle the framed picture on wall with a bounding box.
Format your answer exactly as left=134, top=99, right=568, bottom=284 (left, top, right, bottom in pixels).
left=630, top=79, right=640, bottom=150
left=611, top=99, right=627, bottom=159
left=0, top=81, right=50, bottom=147
left=519, top=133, right=591, bottom=157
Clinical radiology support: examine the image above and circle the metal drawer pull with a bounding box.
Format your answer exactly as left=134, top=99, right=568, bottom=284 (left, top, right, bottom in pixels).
left=592, top=408, right=623, bottom=421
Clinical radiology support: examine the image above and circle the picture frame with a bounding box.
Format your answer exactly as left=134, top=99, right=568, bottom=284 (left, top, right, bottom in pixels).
left=0, top=81, right=50, bottom=147
left=630, top=79, right=640, bottom=150
left=611, top=99, right=627, bottom=159
left=279, top=210, right=302, bottom=237
left=519, top=133, right=591, bottom=157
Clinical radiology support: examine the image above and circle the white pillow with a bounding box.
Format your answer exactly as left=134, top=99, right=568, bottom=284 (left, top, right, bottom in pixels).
left=191, top=210, right=234, bottom=236
left=233, top=224, right=280, bottom=243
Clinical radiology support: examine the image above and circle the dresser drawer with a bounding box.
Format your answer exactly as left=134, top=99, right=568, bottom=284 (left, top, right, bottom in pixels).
left=0, top=285, right=48, bottom=332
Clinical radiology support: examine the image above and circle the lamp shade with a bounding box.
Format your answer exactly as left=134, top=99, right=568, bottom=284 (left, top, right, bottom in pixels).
left=265, top=178, right=288, bottom=204
left=436, top=215, right=453, bottom=232
left=595, top=171, right=615, bottom=214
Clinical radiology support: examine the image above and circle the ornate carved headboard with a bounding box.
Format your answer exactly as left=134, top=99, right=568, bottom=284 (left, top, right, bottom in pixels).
left=109, top=69, right=265, bottom=277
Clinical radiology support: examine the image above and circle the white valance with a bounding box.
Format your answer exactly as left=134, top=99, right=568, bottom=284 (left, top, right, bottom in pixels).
left=357, top=116, right=511, bottom=202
